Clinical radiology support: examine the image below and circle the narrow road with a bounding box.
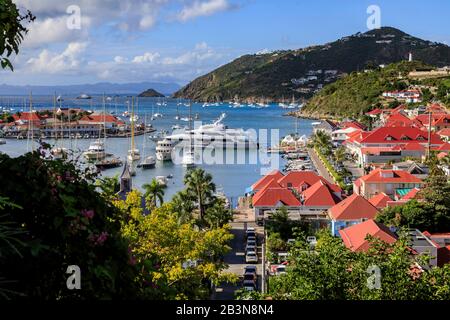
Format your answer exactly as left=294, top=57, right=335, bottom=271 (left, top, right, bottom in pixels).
left=214, top=212, right=264, bottom=300
left=307, top=147, right=335, bottom=183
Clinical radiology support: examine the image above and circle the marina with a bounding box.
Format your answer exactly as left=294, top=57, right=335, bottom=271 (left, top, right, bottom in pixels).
left=0, top=96, right=314, bottom=203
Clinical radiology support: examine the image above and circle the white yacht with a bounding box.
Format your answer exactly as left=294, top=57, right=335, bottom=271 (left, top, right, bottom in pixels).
left=83, top=140, right=106, bottom=160
left=0, top=139, right=6, bottom=145
left=127, top=149, right=140, bottom=162
left=51, top=147, right=68, bottom=159
left=163, top=113, right=258, bottom=149
left=182, top=149, right=195, bottom=168
left=156, top=139, right=175, bottom=161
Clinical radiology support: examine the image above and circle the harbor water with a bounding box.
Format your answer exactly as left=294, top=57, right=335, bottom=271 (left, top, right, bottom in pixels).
left=0, top=96, right=314, bottom=205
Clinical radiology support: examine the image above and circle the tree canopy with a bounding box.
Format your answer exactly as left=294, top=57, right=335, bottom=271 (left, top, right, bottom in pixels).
left=0, top=0, right=35, bottom=70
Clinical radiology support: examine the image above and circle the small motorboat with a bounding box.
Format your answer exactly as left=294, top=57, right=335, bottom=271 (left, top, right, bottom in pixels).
left=137, top=156, right=156, bottom=169
left=156, top=176, right=168, bottom=188
left=95, top=157, right=123, bottom=170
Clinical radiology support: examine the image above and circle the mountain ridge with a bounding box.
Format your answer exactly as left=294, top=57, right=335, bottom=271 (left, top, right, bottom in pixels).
left=173, top=27, right=450, bottom=102
left=0, top=81, right=180, bottom=96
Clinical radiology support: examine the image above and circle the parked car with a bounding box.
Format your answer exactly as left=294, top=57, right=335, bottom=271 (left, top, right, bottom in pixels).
left=246, top=251, right=258, bottom=263
left=243, top=272, right=257, bottom=283
left=243, top=280, right=257, bottom=291
left=275, top=265, right=287, bottom=275
left=307, top=236, right=317, bottom=247
left=247, top=235, right=257, bottom=243
left=246, top=239, right=257, bottom=248
left=245, top=244, right=256, bottom=253
left=244, top=266, right=257, bottom=275
left=246, top=231, right=256, bottom=240
left=246, top=227, right=255, bottom=234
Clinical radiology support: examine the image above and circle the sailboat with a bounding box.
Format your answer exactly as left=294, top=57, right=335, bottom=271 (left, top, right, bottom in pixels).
left=175, top=103, right=180, bottom=120
left=51, top=93, right=68, bottom=159
left=94, top=97, right=122, bottom=170
left=182, top=102, right=195, bottom=168
left=127, top=97, right=140, bottom=162
left=138, top=114, right=156, bottom=170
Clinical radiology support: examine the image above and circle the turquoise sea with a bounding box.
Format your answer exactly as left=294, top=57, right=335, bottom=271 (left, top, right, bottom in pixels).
left=0, top=96, right=314, bottom=206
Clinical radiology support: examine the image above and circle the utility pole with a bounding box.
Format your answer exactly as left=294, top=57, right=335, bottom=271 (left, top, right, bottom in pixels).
left=427, top=111, right=432, bottom=160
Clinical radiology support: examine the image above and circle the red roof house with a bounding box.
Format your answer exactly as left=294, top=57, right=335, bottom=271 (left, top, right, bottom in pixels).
left=339, top=219, right=398, bottom=252
left=252, top=188, right=301, bottom=207
left=353, top=169, right=424, bottom=199
left=301, top=180, right=342, bottom=208
left=328, top=193, right=379, bottom=221
left=251, top=170, right=284, bottom=192
left=328, top=194, right=380, bottom=236
left=369, top=192, right=392, bottom=209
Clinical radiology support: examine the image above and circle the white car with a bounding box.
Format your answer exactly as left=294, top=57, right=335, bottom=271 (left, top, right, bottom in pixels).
left=275, top=265, right=287, bottom=275
left=307, top=236, right=317, bottom=248
left=246, top=227, right=256, bottom=234
left=245, top=244, right=256, bottom=253
left=245, top=251, right=258, bottom=263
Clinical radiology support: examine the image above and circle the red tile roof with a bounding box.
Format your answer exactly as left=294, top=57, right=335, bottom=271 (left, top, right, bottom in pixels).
left=301, top=180, right=341, bottom=207
left=366, top=108, right=383, bottom=116
left=339, top=219, right=398, bottom=252
left=359, top=127, right=442, bottom=145
left=432, top=143, right=450, bottom=151
left=13, top=112, right=42, bottom=122
left=341, top=121, right=367, bottom=131
left=251, top=170, right=284, bottom=191
left=252, top=188, right=301, bottom=207
left=357, top=169, right=423, bottom=184
left=80, top=113, right=120, bottom=123
left=401, top=188, right=420, bottom=201
left=277, top=171, right=341, bottom=193
left=369, top=193, right=392, bottom=209
left=385, top=112, right=415, bottom=127
left=437, top=128, right=450, bottom=137
left=328, top=193, right=379, bottom=221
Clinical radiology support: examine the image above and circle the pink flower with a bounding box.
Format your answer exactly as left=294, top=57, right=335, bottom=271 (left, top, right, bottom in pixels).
left=96, top=232, right=108, bottom=245
left=81, top=209, right=95, bottom=219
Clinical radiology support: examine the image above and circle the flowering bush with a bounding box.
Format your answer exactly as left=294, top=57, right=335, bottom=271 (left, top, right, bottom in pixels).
left=0, top=150, right=139, bottom=299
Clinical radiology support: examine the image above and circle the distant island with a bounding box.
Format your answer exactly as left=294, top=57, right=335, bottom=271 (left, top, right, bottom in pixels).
left=138, top=88, right=165, bottom=98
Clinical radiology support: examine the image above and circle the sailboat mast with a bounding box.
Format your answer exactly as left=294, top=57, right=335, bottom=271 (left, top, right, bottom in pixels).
left=103, top=94, right=107, bottom=142
left=131, top=96, right=135, bottom=152
left=27, top=92, right=34, bottom=152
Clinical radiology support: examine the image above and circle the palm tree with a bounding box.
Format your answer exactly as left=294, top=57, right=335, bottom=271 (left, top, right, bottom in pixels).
left=172, top=190, right=195, bottom=224
left=184, top=168, right=216, bottom=221
left=312, top=130, right=332, bottom=155
left=204, top=198, right=233, bottom=229
left=334, top=146, right=346, bottom=164
left=143, top=178, right=165, bottom=209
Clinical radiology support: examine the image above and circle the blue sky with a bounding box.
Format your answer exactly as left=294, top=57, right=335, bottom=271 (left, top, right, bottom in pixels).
left=2, top=0, right=450, bottom=86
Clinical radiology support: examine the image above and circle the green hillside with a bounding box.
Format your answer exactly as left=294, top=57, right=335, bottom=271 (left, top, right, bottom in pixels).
left=299, top=61, right=450, bottom=119
left=174, top=27, right=450, bottom=103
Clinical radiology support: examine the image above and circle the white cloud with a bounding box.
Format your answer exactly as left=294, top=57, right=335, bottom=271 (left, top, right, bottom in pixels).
left=26, top=42, right=88, bottom=73
left=22, top=16, right=90, bottom=48
left=132, top=52, right=161, bottom=64
left=177, top=0, right=231, bottom=22
left=114, top=56, right=127, bottom=63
